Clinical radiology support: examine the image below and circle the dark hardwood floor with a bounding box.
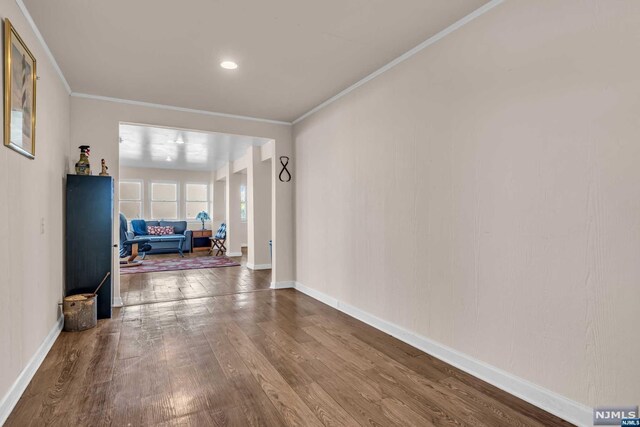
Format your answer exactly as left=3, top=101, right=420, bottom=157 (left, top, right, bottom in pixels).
left=120, top=248, right=271, bottom=306
left=6, top=254, right=573, bottom=426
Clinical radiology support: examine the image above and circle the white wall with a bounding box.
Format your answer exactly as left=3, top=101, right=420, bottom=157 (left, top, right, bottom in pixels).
left=238, top=173, right=248, bottom=246
left=214, top=150, right=272, bottom=264
left=294, top=0, right=640, bottom=415
left=225, top=170, right=243, bottom=256
left=212, top=179, right=226, bottom=227
left=0, top=1, right=70, bottom=421
left=248, top=147, right=272, bottom=267
left=119, top=166, right=213, bottom=230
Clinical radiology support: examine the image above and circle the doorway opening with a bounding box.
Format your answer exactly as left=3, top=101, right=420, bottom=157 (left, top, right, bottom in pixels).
left=116, top=122, right=275, bottom=305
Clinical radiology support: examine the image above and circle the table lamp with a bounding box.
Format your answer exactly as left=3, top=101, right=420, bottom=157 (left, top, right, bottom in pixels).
left=195, top=211, right=210, bottom=230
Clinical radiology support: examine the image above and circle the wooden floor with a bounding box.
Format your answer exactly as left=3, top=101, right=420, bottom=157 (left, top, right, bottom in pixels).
left=7, top=261, right=572, bottom=426
left=120, top=249, right=271, bottom=305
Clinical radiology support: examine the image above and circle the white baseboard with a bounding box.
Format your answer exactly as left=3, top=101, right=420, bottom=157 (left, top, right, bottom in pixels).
left=226, top=252, right=243, bottom=257
left=293, top=282, right=592, bottom=426
left=113, top=296, right=123, bottom=308
left=270, top=281, right=295, bottom=289
left=0, top=315, right=64, bottom=425
left=247, top=263, right=272, bottom=271
left=294, top=282, right=339, bottom=307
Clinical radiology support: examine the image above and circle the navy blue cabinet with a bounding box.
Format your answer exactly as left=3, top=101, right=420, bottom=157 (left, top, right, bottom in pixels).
left=65, top=175, right=113, bottom=319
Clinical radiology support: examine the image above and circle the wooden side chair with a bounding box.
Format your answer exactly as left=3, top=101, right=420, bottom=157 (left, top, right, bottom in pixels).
left=209, top=223, right=227, bottom=256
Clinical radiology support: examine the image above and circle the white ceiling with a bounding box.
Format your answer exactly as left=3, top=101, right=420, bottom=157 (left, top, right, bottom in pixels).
left=23, top=0, right=489, bottom=122
left=119, top=123, right=271, bottom=171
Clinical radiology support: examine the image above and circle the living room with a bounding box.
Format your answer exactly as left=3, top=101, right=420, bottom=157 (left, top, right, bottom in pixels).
left=116, top=122, right=273, bottom=305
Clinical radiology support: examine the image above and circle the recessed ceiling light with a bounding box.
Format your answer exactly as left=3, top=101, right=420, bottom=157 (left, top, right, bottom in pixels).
left=220, top=61, right=238, bottom=70
left=175, top=139, right=184, bottom=144
left=166, top=156, right=172, bottom=161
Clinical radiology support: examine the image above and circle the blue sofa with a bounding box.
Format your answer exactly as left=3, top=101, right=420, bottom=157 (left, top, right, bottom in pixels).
left=130, top=219, right=192, bottom=256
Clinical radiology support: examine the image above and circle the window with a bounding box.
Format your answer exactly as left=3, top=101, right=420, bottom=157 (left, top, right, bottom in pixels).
left=240, top=184, right=247, bottom=222
left=119, top=180, right=142, bottom=219
left=151, top=182, right=178, bottom=219
left=185, top=183, right=209, bottom=219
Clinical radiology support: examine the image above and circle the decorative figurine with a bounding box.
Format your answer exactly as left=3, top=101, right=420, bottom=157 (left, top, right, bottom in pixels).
left=75, top=145, right=91, bottom=175
left=99, top=158, right=109, bottom=176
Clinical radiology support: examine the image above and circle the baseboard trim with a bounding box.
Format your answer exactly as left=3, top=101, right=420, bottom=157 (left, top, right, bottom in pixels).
left=226, top=252, right=243, bottom=257
left=293, top=282, right=592, bottom=426
left=113, top=296, right=123, bottom=308
left=0, top=315, right=64, bottom=425
left=247, top=263, right=272, bottom=271
left=270, top=281, right=295, bottom=290
left=294, top=282, right=339, bottom=308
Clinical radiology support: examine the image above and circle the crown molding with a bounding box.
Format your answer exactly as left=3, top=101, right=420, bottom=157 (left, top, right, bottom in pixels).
left=15, top=0, right=72, bottom=94
left=70, top=92, right=292, bottom=126
left=292, top=0, right=505, bottom=125
left=16, top=0, right=504, bottom=127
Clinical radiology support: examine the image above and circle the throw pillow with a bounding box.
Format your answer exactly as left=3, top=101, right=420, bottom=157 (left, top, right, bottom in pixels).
left=214, top=223, right=226, bottom=239
left=131, top=219, right=147, bottom=235
left=161, top=221, right=186, bottom=234
left=148, top=225, right=174, bottom=236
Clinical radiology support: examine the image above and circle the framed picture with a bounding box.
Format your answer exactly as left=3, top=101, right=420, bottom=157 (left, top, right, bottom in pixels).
left=3, top=18, right=36, bottom=159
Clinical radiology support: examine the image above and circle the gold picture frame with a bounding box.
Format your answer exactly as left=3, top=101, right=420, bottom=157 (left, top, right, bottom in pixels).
left=4, top=18, right=36, bottom=159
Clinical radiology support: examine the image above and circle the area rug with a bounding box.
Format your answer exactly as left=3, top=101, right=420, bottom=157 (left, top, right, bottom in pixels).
left=120, top=256, right=240, bottom=274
